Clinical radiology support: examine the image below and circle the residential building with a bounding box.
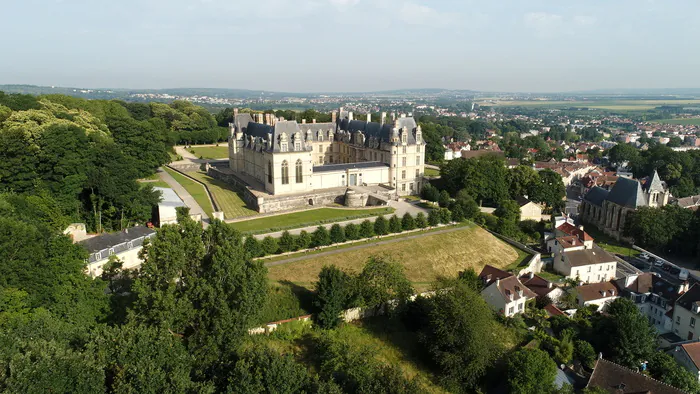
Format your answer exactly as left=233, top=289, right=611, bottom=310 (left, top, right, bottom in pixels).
left=516, top=196, right=543, bottom=221
left=553, top=244, right=617, bottom=284
left=575, top=281, right=620, bottom=311
left=587, top=358, right=686, bottom=394
left=519, top=272, right=565, bottom=304
left=672, top=284, right=700, bottom=341
left=621, top=273, right=687, bottom=333
left=579, top=171, right=670, bottom=241
left=673, top=342, right=700, bottom=382
left=674, top=194, right=700, bottom=211
left=79, top=227, right=156, bottom=278
left=478, top=265, right=536, bottom=317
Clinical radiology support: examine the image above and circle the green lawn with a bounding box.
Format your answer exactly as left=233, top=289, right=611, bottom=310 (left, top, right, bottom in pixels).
left=582, top=225, right=639, bottom=257
left=162, top=167, right=214, bottom=217
left=188, top=172, right=258, bottom=219
left=537, top=270, right=565, bottom=282
left=651, top=118, right=700, bottom=126
left=424, top=167, right=440, bottom=177
left=139, top=180, right=171, bottom=189
left=230, top=207, right=394, bottom=234
left=188, top=145, right=229, bottom=159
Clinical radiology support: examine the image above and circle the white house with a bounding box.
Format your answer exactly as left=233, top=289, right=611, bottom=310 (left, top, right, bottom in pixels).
left=575, top=281, right=620, bottom=311
left=672, top=284, right=700, bottom=341
left=78, top=226, right=156, bottom=278
left=553, top=241, right=617, bottom=284
left=516, top=196, right=543, bottom=222
left=479, top=265, right=536, bottom=317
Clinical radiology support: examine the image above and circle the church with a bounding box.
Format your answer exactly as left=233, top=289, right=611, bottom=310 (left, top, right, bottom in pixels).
left=227, top=108, right=425, bottom=197
left=579, top=171, right=670, bottom=241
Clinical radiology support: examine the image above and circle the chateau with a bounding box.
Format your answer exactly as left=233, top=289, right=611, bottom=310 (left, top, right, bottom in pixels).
left=226, top=109, right=425, bottom=200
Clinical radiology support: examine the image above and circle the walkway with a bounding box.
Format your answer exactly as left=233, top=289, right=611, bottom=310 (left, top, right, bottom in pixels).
left=157, top=168, right=210, bottom=226
left=263, top=224, right=466, bottom=268
left=253, top=200, right=429, bottom=240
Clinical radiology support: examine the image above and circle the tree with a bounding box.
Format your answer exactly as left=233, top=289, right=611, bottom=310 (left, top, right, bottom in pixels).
left=356, top=256, right=413, bottom=310
left=359, top=219, right=375, bottom=238
left=329, top=224, right=346, bottom=244
left=415, top=212, right=428, bottom=229
left=314, top=266, right=353, bottom=329
left=495, top=199, right=521, bottom=224
left=574, top=340, right=596, bottom=370
left=508, top=165, right=539, bottom=199
left=401, top=213, right=415, bottom=231
left=553, top=329, right=574, bottom=365
left=507, top=348, right=557, bottom=394
left=531, top=169, right=565, bottom=209
left=296, top=230, right=312, bottom=250
left=421, top=183, right=439, bottom=202
left=228, top=345, right=311, bottom=393
left=608, top=143, right=639, bottom=167
left=312, top=226, right=331, bottom=247
left=388, top=215, right=402, bottom=233
left=418, top=282, right=502, bottom=391
left=261, top=236, right=279, bottom=255
left=438, top=190, right=451, bottom=208
left=374, top=216, right=388, bottom=235
left=244, top=235, right=262, bottom=258
left=453, top=190, right=480, bottom=220
left=344, top=223, right=359, bottom=240
left=594, top=298, right=656, bottom=368
left=438, top=208, right=452, bottom=224
left=428, top=210, right=440, bottom=226
left=278, top=230, right=296, bottom=253
left=647, top=351, right=700, bottom=393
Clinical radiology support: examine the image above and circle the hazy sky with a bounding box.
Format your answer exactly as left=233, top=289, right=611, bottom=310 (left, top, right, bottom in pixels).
left=2, top=0, right=699, bottom=92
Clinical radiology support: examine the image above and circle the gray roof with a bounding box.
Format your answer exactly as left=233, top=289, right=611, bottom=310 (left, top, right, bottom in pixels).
left=154, top=187, right=185, bottom=208
left=643, top=169, right=664, bottom=192
left=338, top=116, right=418, bottom=147
left=584, top=186, right=609, bottom=207
left=565, top=245, right=616, bottom=267
left=79, top=226, right=156, bottom=263
left=606, top=176, right=646, bottom=208
left=312, top=161, right=389, bottom=173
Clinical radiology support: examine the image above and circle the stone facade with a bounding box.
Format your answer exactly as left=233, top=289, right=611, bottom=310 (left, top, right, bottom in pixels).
left=228, top=109, right=425, bottom=197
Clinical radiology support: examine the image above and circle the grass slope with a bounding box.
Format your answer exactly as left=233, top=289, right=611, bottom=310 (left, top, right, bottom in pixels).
left=230, top=207, right=394, bottom=234
left=188, top=145, right=229, bottom=159
left=187, top=171, right=258, bottom=219
left=267, top=225, right=520, bottom=291
left=162, top=167, right=214, bottom=217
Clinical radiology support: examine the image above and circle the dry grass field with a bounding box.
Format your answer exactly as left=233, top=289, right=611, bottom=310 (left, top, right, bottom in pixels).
left=267, top=225, right=521, bottom=291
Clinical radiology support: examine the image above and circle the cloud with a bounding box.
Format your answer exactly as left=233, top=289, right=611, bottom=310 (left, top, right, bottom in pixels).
left=523, top=12, right=563, bottom=37
left=328, top=0, right=359, bottom=7
left=573, top=15, right=597, bottom=26
left=398, top=2, right=452, bottom=26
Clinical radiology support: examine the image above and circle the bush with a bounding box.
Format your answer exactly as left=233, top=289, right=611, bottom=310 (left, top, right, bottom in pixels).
left=374, top=216, right=388, bottom=236
left=415, top=212, right=428, bottom=229
left=421, top=183, right=439, bottom=202
left=438, top=190, right=451, bottom=208
left=329, top=224, right=345, bottom=244
left=344, top=223, right=359, bottom=240
left=451, top=206, right=465, bottom=222
left=438, top=208, right=452, bottom=224
left=296, top=230, right=312, bottom=250
left=388, top=215, right=402, bottom=233
left=574, top=340, right=596, bottom=370
left=261, top=236, right=279, bottom=255
left=428, top=210, right=440, bottom=226
left=359, top=220, right=374, bottom=238
left=244, top=236, right=262, bottom=258
left=401, top=213, right=415, bottom=231
left=278, top=230, right=296, bottom=253
left=312, top=226, right=331, bottom=247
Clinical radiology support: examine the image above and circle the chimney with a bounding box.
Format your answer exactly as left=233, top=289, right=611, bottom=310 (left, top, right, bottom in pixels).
left=496, top=277, right=500, bottom=287
left=331, top=111, right=337, bottom=123
left=578, top=225, right=584, bottom=231
left=348, top=112, right=354, bottom=121
left=547, top=282, right=553, bottom=289
left=408, top=112, right=413, bottom=117
left=302, top=119, right=306, bottom=124
left=366, top=113, right=371, bottom=123
left=401, top=113, right=406, bottom=118
left=312, top=119, right=316, bottom=124
left=265, top=113, right=272, bottom=125
left=381, top=112, right=386, bottom=125
left=529, top=272, right=534, bottom=279
left=516, top=286, right=523, bottom=297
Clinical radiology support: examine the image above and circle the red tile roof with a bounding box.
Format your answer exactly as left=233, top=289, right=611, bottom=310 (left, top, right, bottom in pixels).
left=478, top=265, right=512, bottom=286
left=544, top=304, right=566, bottom=317
left=557, top=222, right=594, bottom=242
left=519, top=274, right=558, bottom=297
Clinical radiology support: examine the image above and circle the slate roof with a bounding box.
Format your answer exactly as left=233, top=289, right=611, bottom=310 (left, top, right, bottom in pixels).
left=312, top=161, right=389, bottom=173
left=587, top=358, right=686, bottom=394
left=675, top=283, right=700, bottom=312
left=606, top=176, right=646, bottom=209
left=584, top=186, right=609, bottom=207
left=79, top=227, right=156, bottom=263
left=337, top=116, right=418, bottom=146
left=576, top=281, right=620, bottom=302
left=478, top=265, right=513, bottom=286
left=565, top=245, right=616, bottom=268
left=515, top=196, right=537, bottom=207
left=643, top=169, right=665, bottom=192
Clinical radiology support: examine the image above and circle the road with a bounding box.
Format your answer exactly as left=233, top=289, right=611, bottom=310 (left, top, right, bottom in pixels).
left=157, top=167, right=210, bottom=226
left=263, top=224, right=466, bottom=268
left=253, top=200, right=429, bottom=239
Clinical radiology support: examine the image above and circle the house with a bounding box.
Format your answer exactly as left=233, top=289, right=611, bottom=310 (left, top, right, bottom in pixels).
left=478, top=265, right=536, bottom=317
left=78, top=226, right=156, bottom=278
left=546, top=221, right=594, bottom=253
left=587, top=358, right=686, bottom=394
left=516, top=196, right=543, bottom=221
left=620, top=273, right=686, bottom=333
left=519, top=272, right=565, bottom=304
left=575, top=281, right=620, bottom=311
left=553, top=244, right=617, bottom=284
left=673, top=341, right=700, bottom=382
left=671, top=283, right=700, bottom=341
left=674, top=194, right=700, bottom=211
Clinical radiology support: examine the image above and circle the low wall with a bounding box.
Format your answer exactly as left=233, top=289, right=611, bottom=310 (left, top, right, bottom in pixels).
left=170, top=163, right=202, bottom=173
left=207, top=167, right=262, bottom=211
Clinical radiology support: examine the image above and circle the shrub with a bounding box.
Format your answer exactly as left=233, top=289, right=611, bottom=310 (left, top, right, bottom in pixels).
left=374, top=216, right=388, bottom=236
left=421, top=183, right=439, bottom=202
left=244, top=236, right=262, bottom=258
left=329, top=224, right=345, bottom=244
left=438, top=190, right=451, bottom=208
left=401, top=213, right=415, bottom=231
left=296, top=230, right=312, bottom=250
left=344, top=223, right=359, bottom=240
left=312, top=226, right=331, bottom=247
left=261, top=236, right=279, bottom=255
left=438, top=208, right=452, bottom=224
left=278, top=230, right=296, bottom=253
left=388, top=215, right=402, bottom=233
left=574, top=340, right=596, bottom=370
left=359, top=220, right=374, bottom=238
left=314, top=266, right=353, bottom=329
left=415, top=212, right=428, bottom=229
left=428, top=210, right=440, bottom=226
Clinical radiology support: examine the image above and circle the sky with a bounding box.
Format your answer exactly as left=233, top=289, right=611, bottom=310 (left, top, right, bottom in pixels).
left=2, top=0, right=699, bottom=92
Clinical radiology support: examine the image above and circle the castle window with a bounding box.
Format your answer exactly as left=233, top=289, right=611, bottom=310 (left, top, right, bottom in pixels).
left=416, top=156, right=420, bottom=165
left=402, top=146, right=407, bottom=154
left=401, top=132, right=407, bottom=144
left=281, top=161, right=289, bottom=185
left=417, top=145, right=421, bottom=152
left=415, top=169, right=419, bottom=178
left=296, top=159, right=303, bottom=183
left=294, top=141, right=301, bottom=151
left=281, top=142, right=288, bottom=152
left=402, top=157, right=407, bottom=167
left=267, top=161, right=272, bottom=184
left=318, top=145, right=323, bottom=153
left=318, top=131, right=323, bottom=142
left=402, top=170, right=406, bottom=180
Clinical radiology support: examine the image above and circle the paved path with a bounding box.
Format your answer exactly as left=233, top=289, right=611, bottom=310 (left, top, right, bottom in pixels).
left=263, top=224, right=465, bottom=267
left=253, top=200, right=429, bottom=239
left=158, top=168, right=210, bottom=226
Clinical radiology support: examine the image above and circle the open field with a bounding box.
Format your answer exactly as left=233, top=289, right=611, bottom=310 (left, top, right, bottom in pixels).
left=230, top=207, right=394, bottom=234
left=651, top=118, right=700, bottom=126
left=162, top=167, right=215, bottom=217
left=188, top=145, right=229, bottom=159
left=188, top=171, right=258, bottom=219
left=475, top=99, right=700, bottom=111
left=267, top=225, right=521, bottom=291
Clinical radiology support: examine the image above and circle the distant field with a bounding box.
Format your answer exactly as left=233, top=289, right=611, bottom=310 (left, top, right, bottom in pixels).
left=476, top=99, right=700, bottom=111
left=162, top=167, right=214, bottom=217
left=187, top=171, right=258, bottom=219
left=230, top=207, right=394, bottom=234
left=188, top=145, right=229, bottom=159
left=651, top=118, right=700, bottom=126
left=267, top=225, right=521, bottom=291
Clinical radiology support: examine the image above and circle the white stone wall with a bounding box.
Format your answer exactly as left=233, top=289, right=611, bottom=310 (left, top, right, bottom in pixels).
left=673, top=306, right=700, bottom=341
left=86, top=247, right=144, bottom=278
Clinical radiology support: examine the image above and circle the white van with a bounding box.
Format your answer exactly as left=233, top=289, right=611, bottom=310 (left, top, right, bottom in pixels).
left=679, top=269, right=689, bottom=281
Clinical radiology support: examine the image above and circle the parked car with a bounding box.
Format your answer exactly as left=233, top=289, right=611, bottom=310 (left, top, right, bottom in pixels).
left=640, top=252, right=650, bottom=260
left=680, top=269, right=690, bottom=281
left=669, top=267, right=680, bottom=275
left=653, top=259, right=664, bottom=267
left=662, top=264, right=671, bottom=272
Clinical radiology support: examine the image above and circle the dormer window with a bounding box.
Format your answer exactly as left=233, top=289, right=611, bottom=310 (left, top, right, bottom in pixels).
left=317, top=131, right=323, bottom=142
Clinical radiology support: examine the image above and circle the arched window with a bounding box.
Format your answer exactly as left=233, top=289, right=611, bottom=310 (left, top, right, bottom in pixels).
left=281, top=161, right=289, bottom=185
left=267, top=160, right=273, bottom=184
left=296, top=159, right=303, bottom=183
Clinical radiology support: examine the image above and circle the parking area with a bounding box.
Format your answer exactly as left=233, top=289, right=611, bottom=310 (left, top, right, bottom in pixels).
left=627, top=254, right=690, bottom=286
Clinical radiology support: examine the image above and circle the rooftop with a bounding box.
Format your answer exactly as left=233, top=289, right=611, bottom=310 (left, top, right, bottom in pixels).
left=576, top=281, right=620, bottom=302
left=676, top=283, right=700, bottom=312
left=519, top=273, right=558, bottom=297
left=587, top=358, right=686, bottom=394
left=478, top=264, right=513, bottom=287
left=154, top=187, right=185, bottom=208
left=681, top=342, right=700, bottom=370
left=565, top=245, right=616, bottom=268
left=312, top=161, right=389, bottom=173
